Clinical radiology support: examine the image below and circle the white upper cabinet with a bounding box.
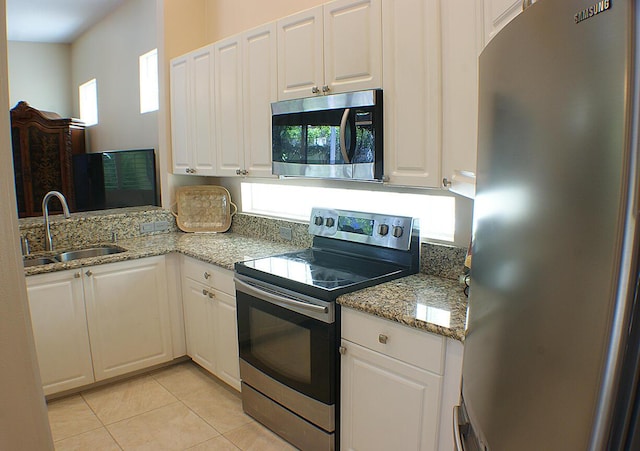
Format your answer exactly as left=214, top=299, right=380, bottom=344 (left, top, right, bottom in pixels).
left=482, top=0, right=523, bottom=46
left=242, top=23, right=278, bottom=178
left=214, top=24, right=278, bottom=178
left=214, top=36, right=244, bottom=177
left=382, top=0, right=442, bottom=187
left=277, top=0, right=382, bottom=100
left=170, top=46, right=216, bottom=176
left=440, top=0, right=483, bottom=198
left=277, top=7, right=324, bottom=100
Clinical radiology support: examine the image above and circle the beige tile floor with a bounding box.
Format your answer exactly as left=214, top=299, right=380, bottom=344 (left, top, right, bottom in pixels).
left=47, top=361, right=298, bottom=451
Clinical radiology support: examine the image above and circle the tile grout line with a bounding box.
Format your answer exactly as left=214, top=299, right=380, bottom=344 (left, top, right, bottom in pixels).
left=78, top=392, right=125, bottom=450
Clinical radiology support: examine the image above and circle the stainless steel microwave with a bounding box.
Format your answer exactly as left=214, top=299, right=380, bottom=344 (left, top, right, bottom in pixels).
left=271, top=89, right=383, bottom=181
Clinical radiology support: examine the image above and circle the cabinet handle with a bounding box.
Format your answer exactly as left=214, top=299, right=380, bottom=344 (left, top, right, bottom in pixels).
left=339, top=346, right=347, bottom=355
left=378, top=334, right=388, bottom=344
left=242, top=169, right=249, bottom=176
left=74, top=272, right=81, bottom=278
left=208, top=291, right=215, bottom=299
left=236, top=169, right=241, bottom=175
left=85, top=270, right=93, bottom=277
left=442, top=177, right=452, bottom=188
left=204, top=272, right=211, bottom=280
left=202, top=288, right=209, bottom=296
left=311, top=86, right=320, bottom=94
left=322, top=85, right=330, bottom=94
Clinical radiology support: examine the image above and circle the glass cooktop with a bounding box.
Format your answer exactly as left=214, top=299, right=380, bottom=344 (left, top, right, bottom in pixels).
left=236, top=248, right=404, bottom=292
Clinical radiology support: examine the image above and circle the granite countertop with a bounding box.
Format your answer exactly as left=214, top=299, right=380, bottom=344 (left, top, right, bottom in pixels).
left=337, top=274, right=468, bottom=341
left=24, top=231, right=467, bottom=341
left=23, top=232, right=301, bottom=276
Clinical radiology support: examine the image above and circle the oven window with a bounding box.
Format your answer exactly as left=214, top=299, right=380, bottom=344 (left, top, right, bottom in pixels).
left=250, top=308, right=311, bottom=384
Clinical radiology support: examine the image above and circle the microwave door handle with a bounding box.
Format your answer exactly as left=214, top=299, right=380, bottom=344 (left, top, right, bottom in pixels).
left=339, top=108, right=351, bottom=163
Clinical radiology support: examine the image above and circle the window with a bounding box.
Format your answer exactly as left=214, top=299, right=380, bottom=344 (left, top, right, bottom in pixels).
left=79, top=78, right=98, bottom=126
left=139, top=48, right=159, bottom=113
left=241, top=182, right=456, bottom=242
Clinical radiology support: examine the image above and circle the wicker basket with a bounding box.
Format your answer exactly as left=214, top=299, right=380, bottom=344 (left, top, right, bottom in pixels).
left=172, top=185, right=237, bottom=232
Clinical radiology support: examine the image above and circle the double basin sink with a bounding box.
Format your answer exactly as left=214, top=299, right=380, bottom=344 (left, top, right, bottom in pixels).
left=23, top=246, right=127, bottom=268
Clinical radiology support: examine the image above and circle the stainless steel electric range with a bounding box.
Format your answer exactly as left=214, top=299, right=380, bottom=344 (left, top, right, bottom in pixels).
left=234, top=208, right=420, bottom=451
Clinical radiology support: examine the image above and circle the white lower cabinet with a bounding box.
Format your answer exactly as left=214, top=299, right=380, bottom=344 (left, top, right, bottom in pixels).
left=26, top=256, right=174, bottom=395
left=341, top=307, right=461, bottom=451
left=26, top=269, right=94, bottom=396
left=83, top=256, right=173, bottom=381
left=181, top=256, right=240, bottom=390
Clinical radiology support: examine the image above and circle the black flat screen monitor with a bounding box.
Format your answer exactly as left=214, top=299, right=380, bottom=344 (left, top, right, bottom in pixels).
left=73, top=148, right=159, bottom=212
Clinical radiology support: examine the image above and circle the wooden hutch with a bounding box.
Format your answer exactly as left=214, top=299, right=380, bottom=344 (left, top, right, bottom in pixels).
left=10, top=101, right=86, bottom=217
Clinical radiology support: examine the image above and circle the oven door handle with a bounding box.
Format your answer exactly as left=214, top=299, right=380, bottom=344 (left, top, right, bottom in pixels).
left=339, top=108, right=351, bottom=163
left=234, top=278, right=329, bottom=314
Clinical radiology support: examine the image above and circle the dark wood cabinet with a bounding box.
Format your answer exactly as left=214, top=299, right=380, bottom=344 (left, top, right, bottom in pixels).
left=11, top=101, right=86, bottom=217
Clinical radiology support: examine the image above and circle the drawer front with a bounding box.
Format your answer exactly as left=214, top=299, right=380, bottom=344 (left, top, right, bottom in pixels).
left=181, top=256, right=235, bottom=295
left=341, top=307, right=444, bottom=374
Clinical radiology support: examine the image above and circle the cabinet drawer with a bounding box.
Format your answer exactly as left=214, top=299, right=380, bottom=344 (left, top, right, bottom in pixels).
left=181, top=256, right=235, bottom=295
left=342, top=307, right=445, bottom=374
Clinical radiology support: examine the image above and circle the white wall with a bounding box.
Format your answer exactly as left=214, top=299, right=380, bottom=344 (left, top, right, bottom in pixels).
left=7, top=41, right=72, bottom=117
left=72, top=0, right=158, bottom=153
left=0, top=1, right=55, bottom=448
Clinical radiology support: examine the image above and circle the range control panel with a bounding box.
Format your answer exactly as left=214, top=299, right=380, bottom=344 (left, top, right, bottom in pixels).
left=308, top=208, right=417, bottom=250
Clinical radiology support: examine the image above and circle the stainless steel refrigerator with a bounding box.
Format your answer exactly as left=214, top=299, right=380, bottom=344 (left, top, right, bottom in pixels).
left=454, top=1, right=640, bottom=450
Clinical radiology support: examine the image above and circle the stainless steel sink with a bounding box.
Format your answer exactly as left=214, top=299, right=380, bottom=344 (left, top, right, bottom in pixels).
left=23, top=256, right=58, bottom=267
left=55, top=246, right=126, bottom=262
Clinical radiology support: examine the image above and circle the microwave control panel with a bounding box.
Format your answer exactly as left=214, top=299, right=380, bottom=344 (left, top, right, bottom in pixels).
left=308, top=208, right=416, bottom=250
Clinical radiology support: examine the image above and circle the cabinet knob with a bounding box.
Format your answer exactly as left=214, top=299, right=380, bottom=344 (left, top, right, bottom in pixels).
left=242, top=169, right=249, bottom=176
left=442, top=177, right=452, bottom=188
left=85, top=270, right=93, bottom=277
left=378, top=334, right=388, bottom=344
left=322, top=85, right=330, bottom=93
left=236, top=169, right=241, bottom=175
left=208, top=291, right=215, bottom=299
left=339, top=346, right=347, bottom=355
left=204, top=271, right=211, bottom=280
left=202, top=288, right=209, bottom=296
left=74, top=272, right=81, bottom=278
left=311, top=86, right=320, bottom=94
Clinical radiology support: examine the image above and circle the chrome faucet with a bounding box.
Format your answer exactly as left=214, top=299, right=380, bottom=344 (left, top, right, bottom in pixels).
left=42, top=191, right=70, bottom=251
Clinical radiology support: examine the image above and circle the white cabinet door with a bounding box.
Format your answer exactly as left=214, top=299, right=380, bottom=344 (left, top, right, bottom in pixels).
left=277, top=6, right=324, bottom=100
left=214, top=36, right=245, bottom=177
left=170, top=46, right=216, bottom=176
left=242, top=23, right=278, bottom=178
left=26, top=270, right=94, bottom=396
left=170, top=56, right=191, bottom=174
left=341, top=340, right=442, bottom=451
left=214, top=290, right=240, bottom=391
left=191, top=46, right=216, bottom=175
left=182, top=277, right=216, bottom=373
left=441, top=0, right=482, bottom=198
left=84, top=256, right=173, bottom=381
left=382, top=0, right=441, bottom=187
left=323, top=0, right=382, bottom=94
left=482, top=0, right=522, bottom=46
left=181, top=256, right=240, bottom=391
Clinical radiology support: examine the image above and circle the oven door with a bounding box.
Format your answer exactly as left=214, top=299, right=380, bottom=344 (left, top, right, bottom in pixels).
left=235, top=275, right=336, bottom=405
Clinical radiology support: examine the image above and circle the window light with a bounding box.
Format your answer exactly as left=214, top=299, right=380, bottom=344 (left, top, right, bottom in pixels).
left=79, top=78, right=98, bottom=126
left=139, top=48, right=159, bottom=114
left=241, top=182, right=456, bottom=242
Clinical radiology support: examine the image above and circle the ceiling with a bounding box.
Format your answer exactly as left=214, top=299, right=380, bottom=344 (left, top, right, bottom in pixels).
left=6, top=0, right=127, bottom=43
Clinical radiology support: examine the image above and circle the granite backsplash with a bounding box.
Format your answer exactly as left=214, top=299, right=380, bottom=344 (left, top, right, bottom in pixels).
left=18, top=207, right=466, bottom=280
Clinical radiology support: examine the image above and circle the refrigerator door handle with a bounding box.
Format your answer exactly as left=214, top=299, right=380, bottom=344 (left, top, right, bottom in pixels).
left=453, top=405, right=464, bottom=451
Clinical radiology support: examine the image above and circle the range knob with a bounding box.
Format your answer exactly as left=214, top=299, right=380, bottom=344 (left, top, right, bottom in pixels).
left=378, top=224, right=389, bottom=236
left=325, top=217, right=335, bottom=227
left=314, top=216, right=324, bottom=226
left=392, top=226, right=404, bottom=238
